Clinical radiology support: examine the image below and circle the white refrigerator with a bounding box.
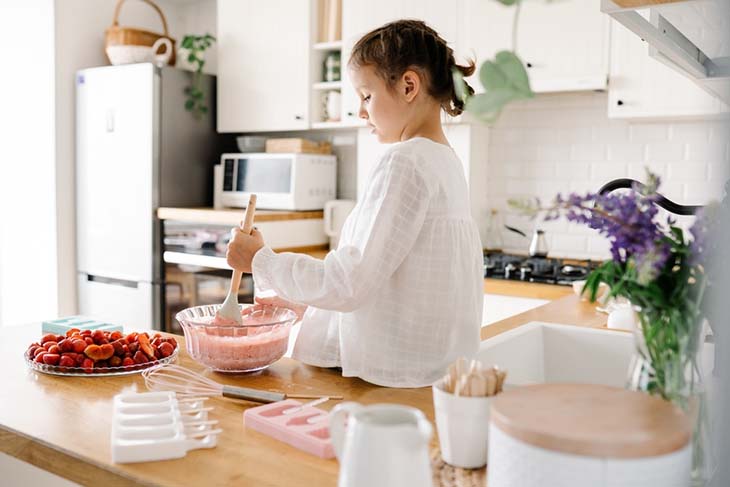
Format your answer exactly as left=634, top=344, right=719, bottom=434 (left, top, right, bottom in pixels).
left=76, top=63, right=217, bottom=330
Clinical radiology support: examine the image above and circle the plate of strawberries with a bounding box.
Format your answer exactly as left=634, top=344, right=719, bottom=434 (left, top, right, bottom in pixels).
left=24, top=329, right=179, bottom=376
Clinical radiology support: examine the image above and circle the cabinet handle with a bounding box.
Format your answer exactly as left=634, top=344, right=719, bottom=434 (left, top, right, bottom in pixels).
left=526, top=62, right=533, bottom=68
left=617, top=100, right=624, bottom=106
left=295, top=115, right=303, bottom=120
left=347, top=111, right=354, bottom=117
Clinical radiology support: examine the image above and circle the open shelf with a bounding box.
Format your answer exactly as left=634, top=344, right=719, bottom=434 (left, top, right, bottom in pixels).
left=313, top=40, right=342, bottom=51
left=312, top=81, right=342, bottom=90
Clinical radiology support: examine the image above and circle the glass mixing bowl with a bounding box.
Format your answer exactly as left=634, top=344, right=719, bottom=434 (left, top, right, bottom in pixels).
left=176, top=304, right=297, bottom=373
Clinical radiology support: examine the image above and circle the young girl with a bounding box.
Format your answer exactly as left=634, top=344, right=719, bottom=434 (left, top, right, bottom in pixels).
left=226, top=20, right=483, bottom=388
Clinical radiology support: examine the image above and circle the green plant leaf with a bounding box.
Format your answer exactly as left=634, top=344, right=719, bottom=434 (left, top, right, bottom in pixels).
left=188, top=53, right=197, bottom=63
left=493, top=0, right=519, bottom=5
left=184, top=99, right=195, bottom=111
left=465, top=50, right=534, bottom=122
left=480, top=51, right=532, bottom=96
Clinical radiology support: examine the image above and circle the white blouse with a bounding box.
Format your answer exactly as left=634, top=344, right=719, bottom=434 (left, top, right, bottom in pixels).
left=252, top=137, right=483, bottom=387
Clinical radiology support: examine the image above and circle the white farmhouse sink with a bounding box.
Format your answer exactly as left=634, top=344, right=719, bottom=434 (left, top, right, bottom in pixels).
left=482, top=294, right=548, bottom=327
left=478, top=321, right=714, bottom=388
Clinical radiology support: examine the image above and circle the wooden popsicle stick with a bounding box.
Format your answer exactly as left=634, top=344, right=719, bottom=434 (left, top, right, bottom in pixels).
left=286, top=394, right=344, bottom=400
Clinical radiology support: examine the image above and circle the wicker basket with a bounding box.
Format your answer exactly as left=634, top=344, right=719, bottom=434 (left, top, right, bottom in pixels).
left=105, top=0, right=176, bottom=66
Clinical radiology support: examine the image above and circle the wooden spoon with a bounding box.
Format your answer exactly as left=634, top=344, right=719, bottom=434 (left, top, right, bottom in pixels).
left=216, top=194, right=257, bottom=324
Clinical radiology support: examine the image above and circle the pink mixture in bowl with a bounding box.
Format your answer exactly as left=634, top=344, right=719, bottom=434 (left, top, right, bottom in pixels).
left=176, top=304, right=297, bottom=373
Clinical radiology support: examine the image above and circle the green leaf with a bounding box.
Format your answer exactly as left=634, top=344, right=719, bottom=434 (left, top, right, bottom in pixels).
left=199, top=106, right=208, bottom=114
left=465, top=50, right=534, bottom=122
left=481, top=51, right=532, bottom=96
left=493, top=0, right=519, bottom=5
left=184, top=99, right=195, bottom=111
left=188, top=53, right=197, bottom=63
left=181, top=36, right=193, bottom=49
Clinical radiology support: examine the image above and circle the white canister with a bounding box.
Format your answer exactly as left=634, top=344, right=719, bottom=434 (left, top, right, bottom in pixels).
left=323, top=90, right=342, bottom=122
left=432, top=381, right=492, bottom=469
left=324, top=199, right=356, bottom=249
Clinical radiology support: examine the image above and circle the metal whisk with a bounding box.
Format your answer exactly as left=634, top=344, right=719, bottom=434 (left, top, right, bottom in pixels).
left=142, top=364, right=342, bottom=404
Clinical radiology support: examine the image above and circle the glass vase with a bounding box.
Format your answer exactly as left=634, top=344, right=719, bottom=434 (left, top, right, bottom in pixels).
left=627, top=309, right=715, bottom=486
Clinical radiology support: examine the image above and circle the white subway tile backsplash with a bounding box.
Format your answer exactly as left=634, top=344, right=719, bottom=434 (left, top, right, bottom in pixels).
left=607, top=143, right=646, bottom=163
left=686, top=142, right=727, bottom=163
left=668, top=123, right=711, bottom=143
left=538, top=145, right=572, bottom=162
left=667, top=161, right=708, bottom=181
left=591, top=162, right=629, bottom=181
left=486, top=93, right=728, bottom=260
left=629, top=124, right=670, bottom=143
left=555, top=162, right=591, bottom=180
left=708, top=161, right=730, bottom=183
left=571, top=143, right=608, bottom=162
left=551, top=234, right=588, bottom=255
left=627, top=161, right=667, bottom=180
left=645, top=142, right=688, bottom=163
left=684, top=181, right=727, bottom=204
left=587, top=235, right=612, bottom=259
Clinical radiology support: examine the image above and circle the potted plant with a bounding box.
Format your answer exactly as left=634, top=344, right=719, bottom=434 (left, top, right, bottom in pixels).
left=179, top=33, right=216, bottom=119
left=510, top=172, right=724, bottom=486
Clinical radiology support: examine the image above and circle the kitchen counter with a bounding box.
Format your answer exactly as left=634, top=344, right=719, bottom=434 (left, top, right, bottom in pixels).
left=157, top=207, right=324, bottom=225
left=0, top=295, right=607, bottom=486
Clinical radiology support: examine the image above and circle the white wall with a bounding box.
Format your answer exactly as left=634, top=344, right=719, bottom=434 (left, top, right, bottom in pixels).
left=53, top=0, right=218, bottom=317
left=486, top=91, right=730, bottom=259
left=0, top=1, right=58, bottom=326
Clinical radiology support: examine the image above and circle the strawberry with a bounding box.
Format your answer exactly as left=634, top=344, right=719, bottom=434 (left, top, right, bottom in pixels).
left=42, top=353, right=61, bottom=366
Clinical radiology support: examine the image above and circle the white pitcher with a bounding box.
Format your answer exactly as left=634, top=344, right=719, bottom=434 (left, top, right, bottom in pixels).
left=329, top=402, right=433, bottom=487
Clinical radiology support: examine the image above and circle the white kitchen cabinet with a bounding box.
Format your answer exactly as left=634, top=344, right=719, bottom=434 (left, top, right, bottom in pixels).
left=340, top=0, right=463, bottom=126
left=356, top=124, right=490, bottom=243
left=462, top=0, right=609, bottom=93
left=217, top=0, right=310, bottom=133
left=608, top=19, right=728, bottom=119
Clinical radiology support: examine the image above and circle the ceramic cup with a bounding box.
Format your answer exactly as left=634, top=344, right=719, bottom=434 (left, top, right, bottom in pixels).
left=432, top=378, right=492, bottom=469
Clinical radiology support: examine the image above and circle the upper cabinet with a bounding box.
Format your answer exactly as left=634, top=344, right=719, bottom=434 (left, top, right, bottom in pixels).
left=462, top=0, right=610, bottom=93
left=608, top=19, right=728, bottom=119
left=340, top=0, right=462, bottom=126
left=217, top=0, right=310, bottom=133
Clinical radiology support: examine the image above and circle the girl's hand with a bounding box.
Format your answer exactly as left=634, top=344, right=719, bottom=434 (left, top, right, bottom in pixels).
left=226, top=227, right=265, bottom=273
left=255, top=295, right=308, bottom=322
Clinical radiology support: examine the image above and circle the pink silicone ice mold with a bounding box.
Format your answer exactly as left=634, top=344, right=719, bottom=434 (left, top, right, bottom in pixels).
left=243, top=399, right=334, bottom=458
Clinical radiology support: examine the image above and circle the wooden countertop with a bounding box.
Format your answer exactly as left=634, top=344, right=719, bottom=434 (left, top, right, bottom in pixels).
left=1, top=295, right=607, bottom=486
left=158, top=207, right=324, bottom=225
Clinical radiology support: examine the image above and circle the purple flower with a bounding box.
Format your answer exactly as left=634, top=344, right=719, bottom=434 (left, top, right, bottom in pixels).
left=551, top=181, right=671, bottom=282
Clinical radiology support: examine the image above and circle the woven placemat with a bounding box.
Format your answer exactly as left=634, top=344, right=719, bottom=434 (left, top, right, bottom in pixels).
left=430, top=445, right=486, bottom=487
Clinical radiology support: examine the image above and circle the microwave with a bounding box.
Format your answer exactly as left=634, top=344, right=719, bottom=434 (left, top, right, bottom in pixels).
left=218, top=152, right=337, bottom=210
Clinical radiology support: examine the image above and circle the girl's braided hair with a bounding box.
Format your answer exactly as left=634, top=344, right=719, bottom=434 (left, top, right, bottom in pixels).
left=349, top=19, right=475, bottom=116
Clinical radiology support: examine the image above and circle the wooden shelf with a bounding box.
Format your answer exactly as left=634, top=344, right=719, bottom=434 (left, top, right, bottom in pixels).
left=312, top=80, right=341, bottom=90
left=313, top=40, right=342, bottom=51
left=157, top=207, right=324, bottom=225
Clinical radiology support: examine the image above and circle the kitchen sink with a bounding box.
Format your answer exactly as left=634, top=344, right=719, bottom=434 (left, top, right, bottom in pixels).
left=478, top=321, right=714, bottom=388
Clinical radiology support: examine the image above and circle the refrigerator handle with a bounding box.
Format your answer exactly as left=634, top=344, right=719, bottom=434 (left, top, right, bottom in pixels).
left=87, top=275, right=138, bottom=289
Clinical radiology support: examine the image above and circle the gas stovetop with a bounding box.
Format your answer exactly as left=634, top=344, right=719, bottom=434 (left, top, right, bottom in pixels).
left=484, top=252, right=598, bottom=286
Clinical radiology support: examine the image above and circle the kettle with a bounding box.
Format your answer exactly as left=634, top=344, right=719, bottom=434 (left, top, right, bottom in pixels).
left=505, top=226, right=549, bottom=257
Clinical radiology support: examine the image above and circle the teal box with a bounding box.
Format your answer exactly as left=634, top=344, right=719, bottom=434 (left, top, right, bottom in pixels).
left=41, top=316, right=123, bottom=335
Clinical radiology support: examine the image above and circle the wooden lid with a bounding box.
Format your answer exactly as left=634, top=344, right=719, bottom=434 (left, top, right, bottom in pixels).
left=491, top=384, right=690, bottom=458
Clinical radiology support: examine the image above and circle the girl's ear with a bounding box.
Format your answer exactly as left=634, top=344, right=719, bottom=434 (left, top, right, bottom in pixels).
left=401, top=70, right=421, bottom=102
